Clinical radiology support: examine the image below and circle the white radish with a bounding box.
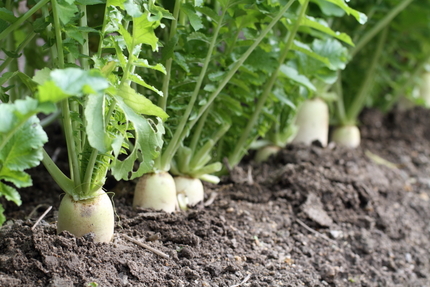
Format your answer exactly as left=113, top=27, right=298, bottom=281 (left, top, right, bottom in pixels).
left=57, top=189, right=114, bottom=243
left=254, top=145, right=281, bottom=163
left=292, top=98, right=329, bottom=147
left=331, top=125, right=361, bottom=148
left=133, top=171, right=176, bottom=213
left=174, top=176, right=204, bottom=208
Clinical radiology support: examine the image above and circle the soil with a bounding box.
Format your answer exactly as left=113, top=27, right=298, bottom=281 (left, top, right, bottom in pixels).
left=1, top=107, right=430, bottom=287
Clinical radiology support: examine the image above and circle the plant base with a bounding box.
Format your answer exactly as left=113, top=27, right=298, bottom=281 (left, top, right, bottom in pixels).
left=254, top=145, right=281, bottom=163
left=331, top=125, right=361, bottom=148
left=174, top=176, right=204, bottom=208
left=292, top=98, right=329, bottom=147
left=133, top=171, right=176, bottom=212
left=57, top=190, right=114, bottom=243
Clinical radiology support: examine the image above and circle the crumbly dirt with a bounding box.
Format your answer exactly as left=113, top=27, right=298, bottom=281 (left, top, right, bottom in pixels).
left=1, top=107, right=430, bottom=287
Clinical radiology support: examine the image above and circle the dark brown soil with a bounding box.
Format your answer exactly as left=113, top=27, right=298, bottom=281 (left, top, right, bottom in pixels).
left=1, top=107, right=430, bottom=287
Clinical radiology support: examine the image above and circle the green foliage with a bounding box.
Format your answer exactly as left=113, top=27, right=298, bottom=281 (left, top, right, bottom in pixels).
left=0, top=98, right=55, bottom=225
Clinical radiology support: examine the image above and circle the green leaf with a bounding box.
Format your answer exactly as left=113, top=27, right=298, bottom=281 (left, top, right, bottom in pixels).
left=0, top=182, right=21, bottom=206
left=37, top=80, right=70, bottom=103
left=85, top=94, right=113, bottom=153
left=133, top=59, right=166, bottom=74
left=110, top=98, right=164, bottom=180
left=312, top=38, right=349, bottom=70
left=312, top=0, right=345, bottom=17
left=279, top=65, right=316, bottom=92
left=0, top=168, right=32, bottom=188
left=0, top=114, right=47, bottom=171
left=181, top=3, right=204, bottom=31
left=133, top=13, right=160, bottom=51
left=323, top=0, right=367, bottom=24
left=292, top=40, right=330, bottom=66
left=116, top=85, right=168, bottom=121
left=33, top=68, right=52, bottom=85
left=301, top=16, right=354, bottom=46
left=129, top=73, right=163, bottom=96
left=44, top=68, right=109, bottom=97
left=57, top=0, right=79, bottom=25
left=0, top=8, right=17, bottom=23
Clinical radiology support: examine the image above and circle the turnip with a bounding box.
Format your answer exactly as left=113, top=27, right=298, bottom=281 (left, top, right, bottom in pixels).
left=331, top=125, right=361, bottom=148
left=133, top=171, right=176, bottom=212
left=292, top=98, right=329, bottom=147
left=57, top=190, right=114, bottom=242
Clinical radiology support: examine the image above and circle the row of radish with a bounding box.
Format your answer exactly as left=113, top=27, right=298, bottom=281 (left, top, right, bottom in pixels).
left=1, top=0, right=428, bottom=242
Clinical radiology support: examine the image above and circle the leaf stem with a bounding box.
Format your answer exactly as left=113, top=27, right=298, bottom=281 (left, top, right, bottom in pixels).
left=159, top=7, right=228, bottom=170
left=350, top=0, right=413, bottom=58
left=42, top=149, right=75, bottom=195
left=345, top=27, right=388, bottom=124
left=51, top=0, right=82, bottom=193
left=227, top=0, right=308, bottom=167
left=0, top=31, right=36, bottom=74
left=0, top=0, right=50, bottom=41
left=79, top=5, right=90, bottom=70
left=160, top=0, right=296, bottom=171
left=159, top=0, right=181, bottom=111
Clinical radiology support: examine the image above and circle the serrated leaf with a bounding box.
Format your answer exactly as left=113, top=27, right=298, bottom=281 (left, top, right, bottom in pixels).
left=0, top=113, right=48, bottom=171
left=85, top=94, right=113, bottom=153
left=301, top=16, right=354, bottom=46
left=129, top=73, right=163, bottom=96
left=133, top=13, right=160, bottom=51
left=323, top=0, right=367, bottom=24
left=116, top=84, right=168, bottom=120
left=292, top=40, right=331, bottom=66
left=279, top=65, right=316, bottom=92
left=312, top=0, right=345, bottom=17
left=0, top=168, right=32, bottom=188
left=110, top=99, right=164, bottom=180
left=187, top=31, right=210, bottom=44
left=0, top=183, right=21, bottom=206
left=0, top=7, right=18, bottom=23
left=174, top=52, right=190, bottom=73
left=33, top=68, right=52, bottom=85
left=118, top=23, right=133, bottom=52
left=181, top=3, right=204, bottom=31
left=134, top=59, right=166, bottom=74
left=50, top=68, right=109, bottom=96
left=57, top=0, right=79, bottom=25
left=124, top=0, right=142, bottom=17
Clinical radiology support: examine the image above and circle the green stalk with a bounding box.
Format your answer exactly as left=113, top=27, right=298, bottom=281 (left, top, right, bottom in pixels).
left=51, top=0, right=82, bottom=193
left=159, top=0, right=296, bottom=171
left=42, top=150, right=75, bottom=195
left=159, top=7, right=228, bottom=170
left=79, top=5, right=90, bottom=70
left=0, top=31, right=36, bottom=74
left=96, top=3, right=109, bottom=58
left=0, top=0, right=50, bottom=41
left=5, top=0, right=18, bottom=101
left=345, top=27, right=388, bottom=124
left=189, top=106, right=211, bottom=152
left=159, top=0, right=181, bottom=111
left=334, top=71, right=346, bottom=124
left=350, top=0, right=413, bottom=58
left=228, top=0, right=307, bottom=167
left=82, top=148, right=100, bottom=196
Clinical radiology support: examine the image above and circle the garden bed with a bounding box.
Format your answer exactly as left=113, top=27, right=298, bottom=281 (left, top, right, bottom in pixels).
left=1, top=107, right=430, bottom=287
